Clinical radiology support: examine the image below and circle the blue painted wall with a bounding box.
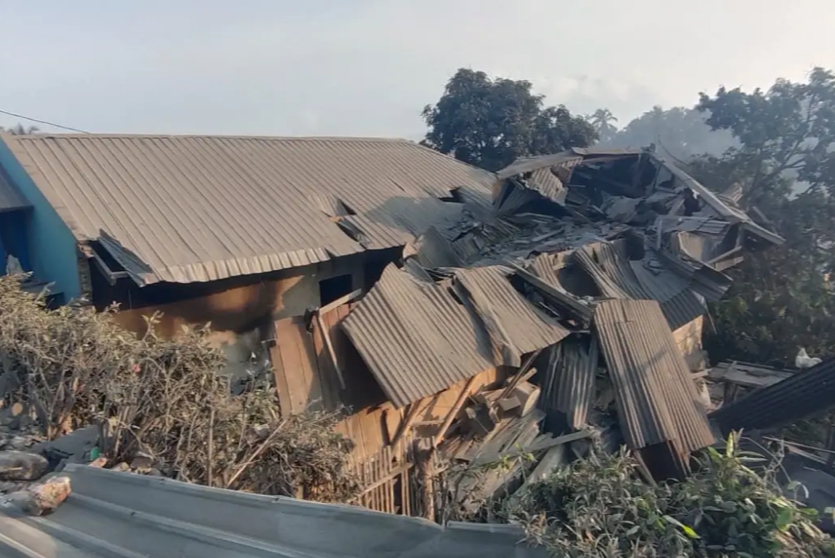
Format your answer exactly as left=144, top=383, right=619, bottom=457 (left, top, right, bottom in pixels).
left=0, top=139, right=81, bottom=301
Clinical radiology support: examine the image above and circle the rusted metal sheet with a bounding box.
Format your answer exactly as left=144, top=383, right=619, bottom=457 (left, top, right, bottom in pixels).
left=2, top=134, right=495, bottom=285
left=594, top=299, right=714, bottom=475
left=342, top=264, right=494, bottom=408
left=0, top=166, right=29, bottom=212
left=710, top=359, right=835, bottom=435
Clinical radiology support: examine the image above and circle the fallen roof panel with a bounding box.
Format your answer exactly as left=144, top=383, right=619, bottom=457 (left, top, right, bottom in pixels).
left=453, top=266, right=570, bottom=359
left=594, top=299, right=714, bottom=455
left=710, top=358, right=835, bottom=434
left=539, top=336, right=598, bottom=432
left=341, top=265, right=493, bottom=407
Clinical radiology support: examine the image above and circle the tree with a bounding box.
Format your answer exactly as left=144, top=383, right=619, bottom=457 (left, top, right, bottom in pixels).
left=2, top=124, right=39, bottom=135
left=600, top=106, right=737, bottom=160
left=692, top=67, right=835, bottom=366
left=587, top=108, right=619, bottom=143
left=422, top=69, right=597, bottom=171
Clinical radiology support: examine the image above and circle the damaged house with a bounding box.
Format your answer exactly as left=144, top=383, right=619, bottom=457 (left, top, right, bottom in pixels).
left=0, top=134, right=783, bottom=514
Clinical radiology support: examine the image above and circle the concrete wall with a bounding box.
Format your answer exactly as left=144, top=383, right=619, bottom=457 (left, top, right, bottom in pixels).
left=0, top=138, right=82, bottom=301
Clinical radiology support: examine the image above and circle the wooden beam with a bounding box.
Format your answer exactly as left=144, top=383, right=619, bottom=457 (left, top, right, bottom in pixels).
left=315, top=312, right=346, bottom=390
left=391, top=400, right=424, bottom=447
left=433, top=376, right=477, bottom=447
left=497, top=348, right=542, bottom=403
left=319, top=289, right=362, bottom=315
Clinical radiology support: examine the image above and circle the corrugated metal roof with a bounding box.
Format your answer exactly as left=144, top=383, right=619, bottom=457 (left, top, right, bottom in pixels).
left=0, top=166, right=29, bottom=213
left=453, top=266, right=570, bottom=359
left=594, top=299, right=714, bottom=455
left=539, top=336, right=598, bottom=432
left=495, top=151, right=583, bottom=180
left=656, top=216, right=730, bottom=236
left=710, top=358, right=835, bottom=435
left=341, top=265, right=493, bottom=407
left=2, top=134, right=495, bottom=285
left=0, top=463, right=547, bottom=558
left=574, top=242, right=706, bottom=330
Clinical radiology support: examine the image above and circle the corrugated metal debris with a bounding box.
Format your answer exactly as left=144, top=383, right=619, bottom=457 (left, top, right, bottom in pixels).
left=0, top=464, right=547, bottom=558
left=710, top=358, right=835, bottom=435
left=594, top=299, right=714, bottom=478
left=331, top=145, right=780, bottom=488
left=342, top=264, right=493, bottom=408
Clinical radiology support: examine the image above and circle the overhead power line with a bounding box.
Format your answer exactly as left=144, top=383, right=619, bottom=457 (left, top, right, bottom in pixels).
left=0, top=108, right=89, bottom=134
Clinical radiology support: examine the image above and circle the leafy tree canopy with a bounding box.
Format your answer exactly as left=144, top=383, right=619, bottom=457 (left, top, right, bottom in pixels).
left=1, top=123, right=39, bottom=135
left=599, top=105, right=737, bottom=160
left=692, top=67, right=835, bottom=366
left=422, top=69, right=596, bottom=171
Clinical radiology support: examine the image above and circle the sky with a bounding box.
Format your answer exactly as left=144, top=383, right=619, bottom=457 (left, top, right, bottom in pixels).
left=0, top=0, right=832, bottom=139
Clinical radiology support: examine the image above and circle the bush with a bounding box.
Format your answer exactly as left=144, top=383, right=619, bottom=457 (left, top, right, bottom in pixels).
left=509, top=435, right=835, bottom=558
left=0, top=275, right=359, bottom=501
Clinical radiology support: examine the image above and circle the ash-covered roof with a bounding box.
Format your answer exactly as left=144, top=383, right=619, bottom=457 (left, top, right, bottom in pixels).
left=1, top=134, right=495, bottom=285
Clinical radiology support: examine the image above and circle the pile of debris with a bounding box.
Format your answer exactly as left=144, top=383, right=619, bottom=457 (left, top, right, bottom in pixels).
left=339, top=147, right=785, bottom=513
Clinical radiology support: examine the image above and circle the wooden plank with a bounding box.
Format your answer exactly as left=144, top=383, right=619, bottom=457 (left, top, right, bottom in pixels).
left=355, top=462, right=413, bottom=498
left=433, top=376, right=477, bottom=446
left=497, top=349, right=542, bottom=403
left=311, top=315, right=339, bottom=411
left=274, top=319, right=309, bottom=413
left=319, top=289, right=362, bottom=315
left=317, top=311, right=346, bottom=389
left=270, top=330, right=293, bottom=416
left=391, top=401, right=422, bottom=447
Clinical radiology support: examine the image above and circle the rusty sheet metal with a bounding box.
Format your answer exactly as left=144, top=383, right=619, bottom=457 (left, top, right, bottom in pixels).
left=2, top=134, right=495, bottom=285
left=594, top=299, right=714, bottom=456
left=647, top=152, right=784, bottom=246
left=454, top=266, right=570, bottom=357
left=540, top=336, right=598, bottom=432
left=710, top=358, right=835, bottom=435
left=526, top=167, right=566, bottom=204
left=342, top=264, right=493, bottom=407
left=0, top=166, right=29, bottom=212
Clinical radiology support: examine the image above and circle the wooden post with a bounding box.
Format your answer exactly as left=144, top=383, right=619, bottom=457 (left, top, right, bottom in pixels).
left=391, top=400, right=423, bottom=447
left=416, top=438, right=435, bottom=522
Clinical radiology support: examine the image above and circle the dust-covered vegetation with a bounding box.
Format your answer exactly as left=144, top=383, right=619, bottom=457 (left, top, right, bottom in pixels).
left=0, top=275, right=359, bottom=501
left=501, top=437, right=833, bottom=558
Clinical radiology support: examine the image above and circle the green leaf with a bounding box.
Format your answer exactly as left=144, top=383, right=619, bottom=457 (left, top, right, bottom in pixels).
left=775, top=508, right=793, bottom=531
left=662, top=515, right=700, bottom=539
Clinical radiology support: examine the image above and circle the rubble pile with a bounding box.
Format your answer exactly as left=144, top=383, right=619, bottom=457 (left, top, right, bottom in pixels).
left=340, top=147, right=787, bottom=515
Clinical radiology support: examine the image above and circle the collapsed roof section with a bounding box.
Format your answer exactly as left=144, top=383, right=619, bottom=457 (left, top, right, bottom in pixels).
left=339, top=145, right=778, bottom=478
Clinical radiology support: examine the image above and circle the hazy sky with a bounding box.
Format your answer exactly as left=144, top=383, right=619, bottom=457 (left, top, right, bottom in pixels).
left=0, top=1, right=831, bottom=139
